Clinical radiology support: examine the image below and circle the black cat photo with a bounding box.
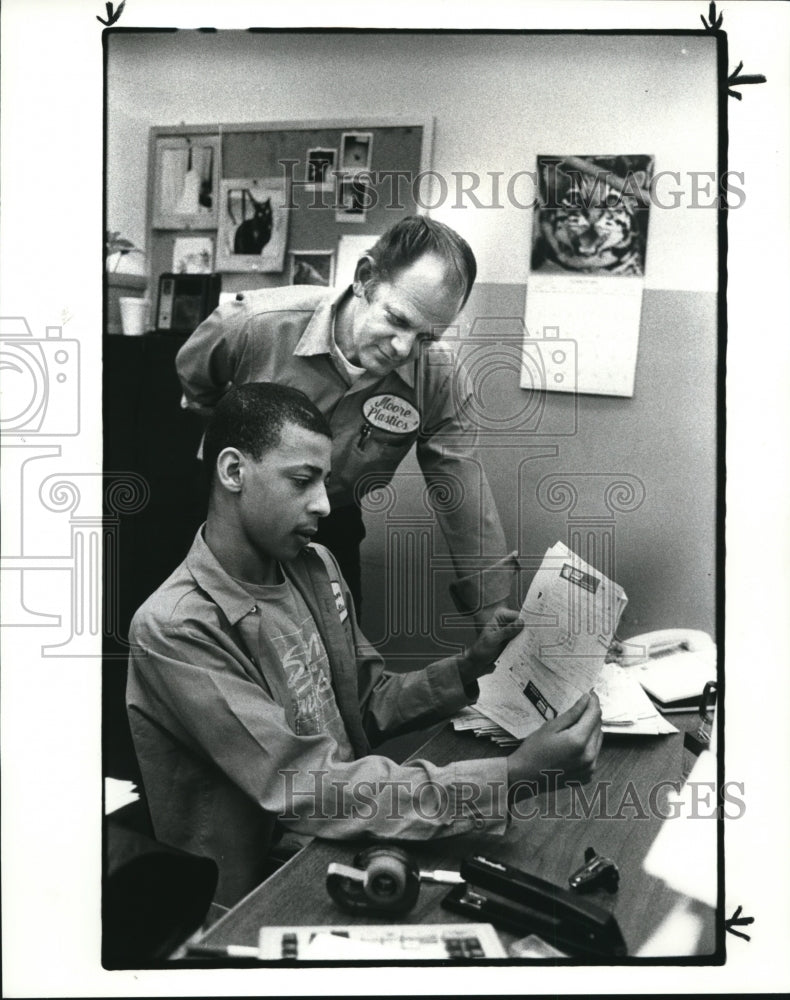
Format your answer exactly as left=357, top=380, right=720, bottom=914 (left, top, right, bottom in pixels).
left=232, top=188, right=273, bottom=255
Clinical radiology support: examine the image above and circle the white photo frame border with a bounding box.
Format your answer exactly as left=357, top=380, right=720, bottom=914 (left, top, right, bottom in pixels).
left=339, top=130, right=373, bottom=174
left=305, top=146, right=338, bottom=190
left=152, top=134, right=220, bottom=230
left=215, top=176, right=290, bottom=273
left=289, top=249, right=336, bottom=287
left=171, top=234, right=215, bottom=274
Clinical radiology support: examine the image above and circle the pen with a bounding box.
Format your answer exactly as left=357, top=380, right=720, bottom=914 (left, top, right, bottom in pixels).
left=186, top=943, right=260, bottom=959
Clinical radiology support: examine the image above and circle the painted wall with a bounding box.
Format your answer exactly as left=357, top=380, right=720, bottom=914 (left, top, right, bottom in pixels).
left=107, top=30, right=718, bottom=289
left=360, top=283, right=717, bottom=659
left=106, top=29, right=719, bottom=650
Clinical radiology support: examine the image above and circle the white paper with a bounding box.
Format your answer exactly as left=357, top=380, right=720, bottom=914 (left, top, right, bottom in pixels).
left=257, top=924, right=507, bottom=961
left=642, top=749, right=718, bottom=908
left=524, top=272, right=644, bottom=397
left=473, top=542, right=626, bottom=739
left=637, top=646, right=717, bottom=704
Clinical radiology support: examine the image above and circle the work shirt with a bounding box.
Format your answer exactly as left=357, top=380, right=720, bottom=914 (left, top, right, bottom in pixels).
left=175, top=285, right=509, bottom=617
left=127, top=529, right=510, bottom=907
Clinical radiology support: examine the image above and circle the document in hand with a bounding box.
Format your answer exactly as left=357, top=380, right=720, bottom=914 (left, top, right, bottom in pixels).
left=475, top=541, right=627, bottom=740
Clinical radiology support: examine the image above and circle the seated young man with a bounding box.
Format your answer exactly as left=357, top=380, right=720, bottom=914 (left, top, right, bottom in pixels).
left=127, top=382, right=602, bottom=907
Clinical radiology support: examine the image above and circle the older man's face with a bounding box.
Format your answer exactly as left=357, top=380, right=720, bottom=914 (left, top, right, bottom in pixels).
left=348, top=252, right=464, bottom=376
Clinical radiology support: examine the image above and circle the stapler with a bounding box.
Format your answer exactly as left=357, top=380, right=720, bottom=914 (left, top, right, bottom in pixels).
left=442, top=855, right=627, bottom=957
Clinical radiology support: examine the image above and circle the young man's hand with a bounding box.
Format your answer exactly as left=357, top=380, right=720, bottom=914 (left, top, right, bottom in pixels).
left=507, top=692, right=603, bottom=797
left=458, top=608, right=523, bottom=684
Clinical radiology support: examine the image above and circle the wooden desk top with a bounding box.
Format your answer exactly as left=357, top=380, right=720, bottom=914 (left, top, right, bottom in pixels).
left=197, top=718, right=718, bottom=959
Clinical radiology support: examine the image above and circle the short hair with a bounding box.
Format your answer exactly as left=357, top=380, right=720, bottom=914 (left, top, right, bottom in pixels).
left=361, top=215, right=477, bottom=309
left=203, top=382, right=332, bottom=484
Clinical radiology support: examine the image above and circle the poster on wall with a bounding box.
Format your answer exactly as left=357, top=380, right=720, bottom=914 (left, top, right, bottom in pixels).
left=524, top=154, right=654, bottom=397
left=215, top=177, right=289, bottom=272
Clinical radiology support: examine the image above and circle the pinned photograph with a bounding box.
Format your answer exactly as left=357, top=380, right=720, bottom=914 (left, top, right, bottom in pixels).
left=152, top=136, right=219, bottom=229
left=305, top=147, right=337, bottom=188
left=335, top=175, right=371, bottom=223
left=530, top=154, right=654, bottom=277
left=216, top=177, right=289, bottom=272
left=172, top=236, right=213, bottom=274
left=340, top=131, right=373, bottom=173
left=289, top=250, right=335, bottom=287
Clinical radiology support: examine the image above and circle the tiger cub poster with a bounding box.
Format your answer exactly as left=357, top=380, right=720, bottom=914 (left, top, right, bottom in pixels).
left=524, top=154, right=654, bottom=397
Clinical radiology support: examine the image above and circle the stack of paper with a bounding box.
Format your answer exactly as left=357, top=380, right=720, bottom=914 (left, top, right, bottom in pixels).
left=452, top=541, right=676, bottom=743
left=453, top=664, right=676, bottom=742
left=595, top=662, right=678, bottom=735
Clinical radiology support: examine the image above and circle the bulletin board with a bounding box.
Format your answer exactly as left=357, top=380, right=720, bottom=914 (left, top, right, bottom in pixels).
left=146, top=117, right=433, bottom=297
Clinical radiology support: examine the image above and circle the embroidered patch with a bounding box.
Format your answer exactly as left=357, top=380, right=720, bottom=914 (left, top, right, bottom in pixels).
left=362, top=394, right=420, bottom=434
left=331, top=580, right=348, bottom=622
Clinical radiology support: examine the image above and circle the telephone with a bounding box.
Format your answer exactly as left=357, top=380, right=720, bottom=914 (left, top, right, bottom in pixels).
left=614, top=628, right=714, bottom=668
left=614, top=629, right=716, bottom=711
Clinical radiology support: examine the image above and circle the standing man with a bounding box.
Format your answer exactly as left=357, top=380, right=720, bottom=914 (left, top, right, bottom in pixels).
left=176, top=216, right=512, bottom=624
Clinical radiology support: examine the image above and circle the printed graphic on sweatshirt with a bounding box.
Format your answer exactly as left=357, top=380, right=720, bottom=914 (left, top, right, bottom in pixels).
left=270, top=611, right=353, bottom=758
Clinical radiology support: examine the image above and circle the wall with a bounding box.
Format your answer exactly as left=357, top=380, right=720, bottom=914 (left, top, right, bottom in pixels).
left=107, top=31, right=717, bottom=290
left=106, top=29, right=719, bottom=650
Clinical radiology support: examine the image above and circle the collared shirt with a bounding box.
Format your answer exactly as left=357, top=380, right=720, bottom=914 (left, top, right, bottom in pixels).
left=175, top=285, right=509, bottom=617
left=127, top=528, right=509, bottom=907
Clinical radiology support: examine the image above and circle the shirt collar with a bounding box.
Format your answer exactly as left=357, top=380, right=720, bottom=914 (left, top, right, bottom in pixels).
left=185, top=526, right=261, bottom=625
left=293, top=284, right=416, bottom=389
left=186, top=525, right=328, bottom=627
left=293, top=285, right=348, bottom=358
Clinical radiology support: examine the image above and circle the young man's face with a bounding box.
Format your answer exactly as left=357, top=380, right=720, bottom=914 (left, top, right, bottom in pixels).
left=348, top=252, right=464, bottom=375
left=238, top=421, right=331, bottom=565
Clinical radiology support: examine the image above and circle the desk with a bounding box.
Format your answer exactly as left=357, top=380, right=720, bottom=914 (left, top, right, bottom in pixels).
left=194, top=718, right=718, bottom=959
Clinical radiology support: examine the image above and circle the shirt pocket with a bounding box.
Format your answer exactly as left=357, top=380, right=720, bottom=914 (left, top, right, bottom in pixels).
left=354, top=422, right=418, bottom=457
